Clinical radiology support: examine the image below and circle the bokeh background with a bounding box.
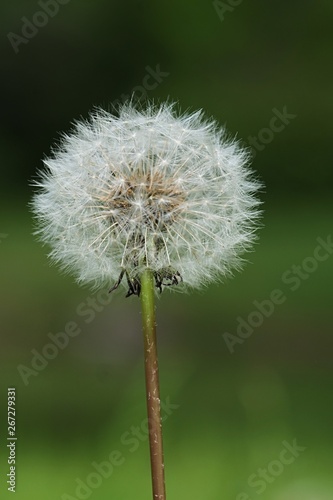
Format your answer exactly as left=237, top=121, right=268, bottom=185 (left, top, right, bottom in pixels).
left=1, top=1, right=333, bottom=499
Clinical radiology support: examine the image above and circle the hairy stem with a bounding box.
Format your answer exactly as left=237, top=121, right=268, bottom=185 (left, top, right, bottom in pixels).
left=140, top=269, right=166, bottom=500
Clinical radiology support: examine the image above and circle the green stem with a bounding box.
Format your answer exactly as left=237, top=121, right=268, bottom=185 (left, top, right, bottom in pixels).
left=140, top=269, right=166, bottom=500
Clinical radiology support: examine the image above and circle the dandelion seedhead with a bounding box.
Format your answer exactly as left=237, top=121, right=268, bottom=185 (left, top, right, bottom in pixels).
left=32, top=101, right=261, bottom=294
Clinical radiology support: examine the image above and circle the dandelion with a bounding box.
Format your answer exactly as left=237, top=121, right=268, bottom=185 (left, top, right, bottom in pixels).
left=32, top=101, right=261, bottom=500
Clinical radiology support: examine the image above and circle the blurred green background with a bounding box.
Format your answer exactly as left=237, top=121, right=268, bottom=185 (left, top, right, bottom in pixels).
left=1, top=1, right=333, bottom=499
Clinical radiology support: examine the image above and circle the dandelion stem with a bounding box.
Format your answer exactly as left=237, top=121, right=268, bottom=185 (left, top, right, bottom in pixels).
left=140, top=268, right=166, bottom=500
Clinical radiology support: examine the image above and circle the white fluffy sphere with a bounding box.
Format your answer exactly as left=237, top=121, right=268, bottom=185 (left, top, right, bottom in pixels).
left=32, top=102, right=261, bottom=293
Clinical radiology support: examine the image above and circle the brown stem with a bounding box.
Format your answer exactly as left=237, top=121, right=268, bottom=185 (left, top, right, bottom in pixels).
left=140, top=269, right=166, bottom=500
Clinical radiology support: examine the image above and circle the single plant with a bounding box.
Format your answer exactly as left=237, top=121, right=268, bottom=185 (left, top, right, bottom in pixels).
left=32, top=101, right=261, bottom=499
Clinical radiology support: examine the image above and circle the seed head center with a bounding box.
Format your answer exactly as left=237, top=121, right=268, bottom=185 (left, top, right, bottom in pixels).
left=99, top=170, right=185, bottom=229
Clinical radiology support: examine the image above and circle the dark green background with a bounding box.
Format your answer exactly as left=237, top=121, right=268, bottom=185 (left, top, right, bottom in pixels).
left=1, top=1, right=332, bottom=499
